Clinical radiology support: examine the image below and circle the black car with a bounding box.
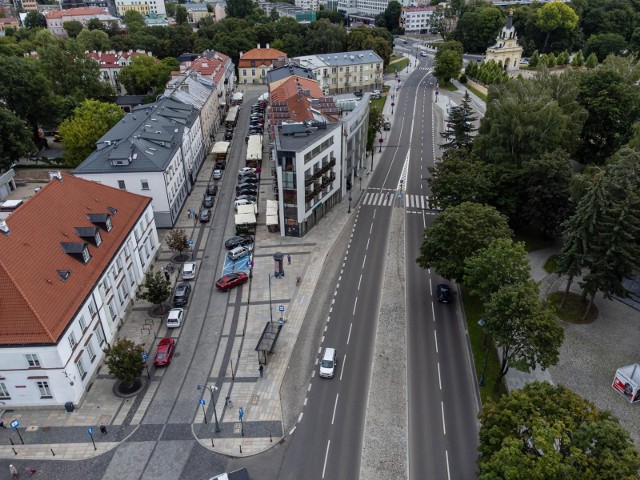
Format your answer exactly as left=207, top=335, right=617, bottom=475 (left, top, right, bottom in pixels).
left=436, top=284, right=452, bottom=303
left=238, top=176, right=258, bottom=184
left=236, top=184, right=258, bottom=193
left=236, top=188, right=258, bottom=197
left=202, top=195, right=214, bottom=208
left=173, top=282, right=192, bottom=306
left=235, top=194, right=257, bottom=202
left=224, top=132, right=233, bottom=140
left=238, top=172, right=257, bottom=180
left=224, top=235, right=254, bottom=249
left=199, top=208, right=211, bottom=222
left=215, top=161, right=226, bottom=170
left=206, top=185, right=218, bottom=196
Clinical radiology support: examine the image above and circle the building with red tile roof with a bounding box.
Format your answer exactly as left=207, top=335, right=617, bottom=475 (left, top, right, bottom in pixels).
left=0, top=172, right=158, bottom=407
left=0, top=16, right=19, bottom=34
left=45, top=7, right=120, bottom=37
left=238, top=44, right=288, bottom=85
left=86, top=50, right=152, bottom=95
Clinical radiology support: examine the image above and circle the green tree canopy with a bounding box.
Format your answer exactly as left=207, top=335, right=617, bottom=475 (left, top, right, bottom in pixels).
left=63, top=20, right=84, bottom=38
left=103, top=338, right=145, bottom=388
left=119, top=55, right=173, bottom=97
left=24, top=11, right=46, bottom=29
left=440, top=91, right=477, bottom=150
left=58, top=99, right=124, bottom=167
left=375, top=0, right=402, bottom=33
left=479, top=382, right=640, bottom=479
left=86, top=18, right=105, bottom=31
left=463, top=238, right=531, bottom=300
left=434, top=48, right=462, bottom=83
left=584, top=33, right=628, bottom=61
left=484, top=280, right=564, bottom=391
left=76, top=28, right=111, bottom=51
left=137, top=271, right=171, bottom=312
left=452, top=5, right=505, bottom=53
left=0, top=105, right=36, bottom=169
left=536, top=1, right=579, bottom=52
left=416, top=201, right=512, bottom=282
left=226, top=0, right=256, bottom=18
left=175, top=5, right=188, bottom=25
left=122, top=10, right=146, bottom=34
left=166, top=229, right=189, bottom=258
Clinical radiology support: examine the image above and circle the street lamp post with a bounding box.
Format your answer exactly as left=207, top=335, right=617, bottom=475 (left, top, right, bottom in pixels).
left=198, top=384, right=221, bottom=433
left=348, top=195, right=352, bottom=213
left=391, top=102, right=395, bottom=114
left=268, top=273, right=273, bottom=323
left=477, top=319, right=490, bottom=387
left=379, top=136, right=383, bottom=152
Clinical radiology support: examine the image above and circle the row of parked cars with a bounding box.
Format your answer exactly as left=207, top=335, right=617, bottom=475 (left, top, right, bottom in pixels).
left=248, top=102, right=265, bottom=137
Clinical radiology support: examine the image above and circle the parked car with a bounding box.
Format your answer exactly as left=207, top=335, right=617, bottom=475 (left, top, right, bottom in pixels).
left=167, top=308, right=184, bottom=328
left=224, top=235, right=254, bottom=249
left=234, top=199, right=255, bottom=210
left=199, top=208, right=211, bottom=222
left=215, top=272, right=249, bottom=291
left=213, top=169, right=223, bottom=180
left=173, top=282, right=191, bottom=306
left=228, top=245, right=251, bottom=261
left=215, top=161, right=226, bottom=170
left=420, top=51, right=428, bottom=57
left=182, top=262, right=196, bottom=280
left=235, top=194, right=257, bottom=203
left=206, top=185, right=218, bottom=196
left=371, top=90, right=381, bottom=99
left=383, top=121, right=391, bottom=131
left=237, top=176, right=258, bottom=184
left=224, top=131, right=233, bottom=141
left=238, top=172, right=257, bottom=180
left=202, top=195, right=214, bottom=208
left=239, top=167, right=257, bottom=174
left=154, top=338, right=176, bottom=366
left=236, top=187, right=257, bottom=196
left=436, top=284, right=452, bottom=303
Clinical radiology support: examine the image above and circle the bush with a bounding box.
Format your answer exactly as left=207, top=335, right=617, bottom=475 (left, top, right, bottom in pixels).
left=459, top=74, right=468, bottom=83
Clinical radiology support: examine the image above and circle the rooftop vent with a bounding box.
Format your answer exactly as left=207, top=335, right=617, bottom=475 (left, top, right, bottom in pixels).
left=48, top=171, right=62, bottom=182
left=57, top=270, right=72, bottom=282
left=0, top=220, right=9, bottom=235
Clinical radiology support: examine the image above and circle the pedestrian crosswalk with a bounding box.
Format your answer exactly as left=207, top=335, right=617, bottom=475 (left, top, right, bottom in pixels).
left=361, top=191, right=441, bottom=211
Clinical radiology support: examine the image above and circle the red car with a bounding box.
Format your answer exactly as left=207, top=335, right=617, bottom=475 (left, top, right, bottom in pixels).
left=216, top=272, right=249, bottom=291
left=154, top=338, right=176, bottom=366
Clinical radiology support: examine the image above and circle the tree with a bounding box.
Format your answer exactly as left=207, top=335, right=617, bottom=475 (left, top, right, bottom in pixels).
left=452, top=5, right=505, bottom=53
left=122, top=10, right=146, bottom=34
left=557, top=49, right=570, bottom=65
left=479, top=382, right=640, bottom=478
left=430, top=5, right=457, bottom=41
left=86, top=18, right=105, bottom=31
left=585, top=51, right=598, bottom=68
left=416, top=202, right=512, bottom=282
left=226, top=0, right=256, bottom=19
left=103, top=338, right=145, bottom=389
left=305, top=19, right=347, bottom=54
left=58, top=100, right=124, bottom=167
left=0, top=105, right=36, bottom=169
left=427, top=148, right=492, bottom=210
left=484, top=281, right=564, bottom=392
left=166, top=229, right=189, bottom=259
left=434, top=48, right=462, bottom=83
left=536, top=2, right=579, bottom=53
left=137, top=270, right=171, bottom=312
left=571, top=49, right=584, bottom=67
left=165, top=2, right=176, bottom=18
left=376, top=0, right=402, bottom=33
left=63, top=20, right=84, bottom=38
left=440, top=91, right=477, bottom=150
left=585, top=33, right=627, bottom=61
left=463, top=238, right=530, bottom=300
left=119, top=55, right=173, bottom=97
left=24, top=11, right=46, bottom=29
left=175, top=5, right=188, bottom=25
left=367, top=104, right=384, bottom=151
left=77, top=29, right=111, bottom=51
left=316, top=8, right=345, bottom=25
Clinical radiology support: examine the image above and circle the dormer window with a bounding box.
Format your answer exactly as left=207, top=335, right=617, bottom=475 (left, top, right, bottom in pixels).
left=75, top=227, right=102, bottom=247
left=61, top=242, right=92, bottom=264
left=87, top=213, right=112, bottom=232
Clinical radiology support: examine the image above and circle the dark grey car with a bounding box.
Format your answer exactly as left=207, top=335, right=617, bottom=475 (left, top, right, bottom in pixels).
left=173, top=282, right=192, bottom=306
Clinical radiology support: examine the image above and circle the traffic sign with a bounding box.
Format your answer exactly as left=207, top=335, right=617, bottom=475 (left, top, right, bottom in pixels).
left=188, top=239, right=193, bottom=246
left=239, top=407, right=244, bottom=420
left=142, top=353, right=148, bottom=360
left=247, top=260, right=253, bottom=268
left=87, top=427, right=93, bottom=436
left=199, top=399, right=206, bottom=405
left=10, top=420, right=19, bottom=429
left=278, top=305, right=285, bottom=312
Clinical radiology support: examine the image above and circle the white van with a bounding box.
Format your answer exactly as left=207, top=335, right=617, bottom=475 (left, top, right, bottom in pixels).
left=167, top=308, right=184, bottom=328
left=228, top=246, right=251, bottom=261
left=319, top=347, right=337, bottom=378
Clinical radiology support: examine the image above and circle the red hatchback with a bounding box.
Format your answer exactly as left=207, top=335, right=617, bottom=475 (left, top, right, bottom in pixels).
left=216, top=272, right=249, bottom=291
left=154, top=338, right=176, bottom=366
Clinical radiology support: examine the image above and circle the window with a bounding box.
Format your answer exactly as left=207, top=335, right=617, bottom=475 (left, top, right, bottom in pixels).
left=0, top=383, right=10, bottom=399
left=108, top=300, right=116, bottom=321
left=88, top=299, right=97, bottom=317
left=25, top=354, right=40, bottom=367
left=95, top=326, right=105, bottom=345
left=87, top=342, right=96, bottom=363
left=118, top=180, right=126, bottom=190
left=78, top=315, right=87, bottom=331
left=36, top=381, right=52, bottom=398
left=76, top=357, right=87, bottom=379
left=251, top=69, right=256, bottom=76
left=68, top=331, right=77, bottom=349
left=141, top=179, right=149, bottom=190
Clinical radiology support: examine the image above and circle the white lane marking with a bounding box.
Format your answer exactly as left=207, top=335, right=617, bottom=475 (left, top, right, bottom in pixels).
left=445, top=450, right=451, bottom=480
left=373, top=209, right=376, bottom=219
left=441, top=401, right=446, bottom=435
left=338, top=276, right=342, bottom=282
left=362, top=255, right=367, bottom=269
left=353, top=297, right=358, bottom=315
left=332, top=394, right=339, bottom=424
left=299, top=412, right=304, bottom=422
left=429, top=278, right=432, bottom=292
left=308, top=383, right=312, bottom=392
left=304, top=397, right=308, bottom=406
left=370, top=223, right=373, bottom=234
left=437, top=362, right=442, bottom=390
left=318, top=347, right=322, bottom=354
left=366, top=238, right=370, bottom=250
left=336, top=283, right=340, bottom=289
left=324, top=325, right=328, bottom=332
left=358, top=274, right=362, bottom=291
left=322, top=440, right=331, bottom=479
left=322, top=335, right=325, bottom=343
left=434, top=330, right=438, bottom=353
left=340, top=354, right=346, bottom=380
left=347, top=323, right=353, bottom=345
left=289, top=426, right=296, bottom=435
left=432, top=301, right=435, bottom=322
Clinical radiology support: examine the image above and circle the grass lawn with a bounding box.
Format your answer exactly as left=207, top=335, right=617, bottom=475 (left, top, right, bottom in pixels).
left=547, top=291, right=599, bottom=324
left=385, top=57, right=409, bottom=74
left=439, top=82, right=458, bottom=92
left=462, top=290, right=507, bottom=405
left=465, top=84, right=487, bottom=102
left=370, top=96, right=385, bottom=112
left=544, top=254, right=559, bottom=274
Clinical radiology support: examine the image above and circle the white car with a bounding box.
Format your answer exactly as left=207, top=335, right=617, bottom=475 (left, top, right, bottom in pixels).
left=167, top=308, right=184, bottom=328
left=319, top=347, right=337, bottom=378
left=234, top=199, right=255, bottom=210
left=213, top=169, right=222, bottom=180
left=371, top=90, right=381, bottom=99
left=238, top=167, right=256, bottom=175
left=182, top=262, right=196, bottom=280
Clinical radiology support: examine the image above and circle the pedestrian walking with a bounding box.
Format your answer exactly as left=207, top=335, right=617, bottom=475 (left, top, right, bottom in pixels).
left=386, top=191, right=391, bottom=200
left=259, top=364, right=264, bottom=377
left=9, top=464, right=18, bottom=479
left=287, top=254, right=291, bottom=265
left=164, top=270, right=170, bottom=282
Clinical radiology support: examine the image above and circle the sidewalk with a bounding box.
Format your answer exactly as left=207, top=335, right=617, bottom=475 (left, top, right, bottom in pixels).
left=0, top=92, right=396, bottom=461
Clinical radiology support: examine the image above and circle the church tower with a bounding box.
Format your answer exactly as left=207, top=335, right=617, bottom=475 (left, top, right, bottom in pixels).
left=485, top=10, right=523, bottom=70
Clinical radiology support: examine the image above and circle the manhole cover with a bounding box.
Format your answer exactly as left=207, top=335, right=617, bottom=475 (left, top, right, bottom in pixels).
left=26, top=426, right=39, bottom=432
left=233, top=423, right=242, bottom=434
left=251, top=396, right=259, bottom=405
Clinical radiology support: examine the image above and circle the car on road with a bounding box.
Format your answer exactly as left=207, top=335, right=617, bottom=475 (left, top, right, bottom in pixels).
left=215, top=272, right=249, bottom=291
left=199, top=208, right=211, bottom=222
left=173, top=282, right=192, bottom=306
left=420, top=51, right=428, bottom=57
left=371, top=90, right=381, bottom=99
left=182, top=262, right=196, bottom=280
left=384, top=121, right=391, bottom=131
left=403, top=40, right=408, bottom=44
left=167, top=308, right=184, bottom=328
left=436, top=284, right=452, bottom=303
left=225, top=235, right=254, bottom=249
left=224, top=131, right=233, bottom=141
left=202, top=195, right=214, bottom=208
left=206, top=185, right=218, bottom=196
left=154, top=338, right=176, bottom=366
left=319, top=347, right=337, bottom=378
left=239, top=167, right=256, bottom=174
left=228, top=245, right=251, bottom=261
left=213, top=169, right=222, bottom=180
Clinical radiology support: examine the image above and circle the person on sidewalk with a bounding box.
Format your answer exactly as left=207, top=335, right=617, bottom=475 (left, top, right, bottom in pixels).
left=259, top=364, right=264, bottom=377
left=9, top=464, right=18, bottom=479
left=287, top=254, right=291, bottom=265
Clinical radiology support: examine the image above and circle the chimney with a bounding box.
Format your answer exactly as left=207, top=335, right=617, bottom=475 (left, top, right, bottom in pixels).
left=48, top=171, right=62, bottom=182
left=0, top=220, right=9, bottom=235
left=266, top=43, right=270, bottom=49
left=257, top=43, right=261, bottom=49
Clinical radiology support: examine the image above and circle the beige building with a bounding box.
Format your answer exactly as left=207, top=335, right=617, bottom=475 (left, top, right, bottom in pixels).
left=292, top=50, right=384, bottom=95
left=485, top=10, right=522, bottom=70
left=238, top=44, right=288, bottom=85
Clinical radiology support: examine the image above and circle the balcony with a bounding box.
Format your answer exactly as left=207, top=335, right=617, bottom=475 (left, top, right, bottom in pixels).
left=304, top=157, right=336, bottom=186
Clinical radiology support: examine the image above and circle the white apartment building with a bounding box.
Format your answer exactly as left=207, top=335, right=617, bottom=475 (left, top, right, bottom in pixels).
left=114, top=0, right=165, bottom=16
left=400, top=6, right=436, bottom=34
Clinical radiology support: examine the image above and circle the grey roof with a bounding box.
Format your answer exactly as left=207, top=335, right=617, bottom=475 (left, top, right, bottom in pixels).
left=74, top=98, right=199, bottom=175
left=185, top=3, right=208, bottom=11
left=267, top=64, right=315, bottom=84
left=316, top=50, right=382, bottom=67
left=164, top=72, right=215, bottom=110
left=275, top=121, right=341, bottom=153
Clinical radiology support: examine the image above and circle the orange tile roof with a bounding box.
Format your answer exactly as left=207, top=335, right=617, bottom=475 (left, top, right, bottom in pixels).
left=238, top=47, right=287, bottom=68
left=45, top=7, right=106, bottom=19
left=0, top=174, right=151, bottom=346
left=269, top=76, right=326, bottom=124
